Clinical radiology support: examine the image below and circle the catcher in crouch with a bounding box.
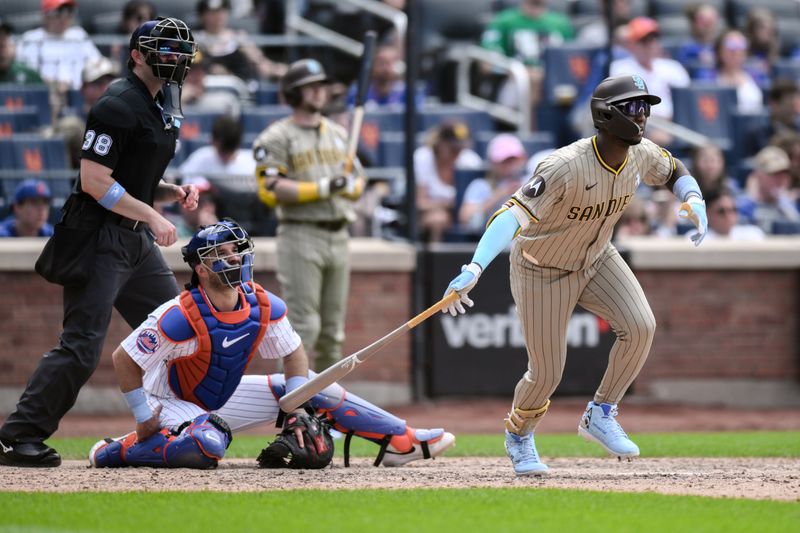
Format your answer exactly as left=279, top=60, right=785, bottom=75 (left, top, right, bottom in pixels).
left=89, top=219, right=455, bottom=469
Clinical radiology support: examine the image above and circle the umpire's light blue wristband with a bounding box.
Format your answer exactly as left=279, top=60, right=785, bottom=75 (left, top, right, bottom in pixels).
left=123, top=387, right=153, bottom=423
left=673, top=175, right=703, bottom=202
left=98, top=180, right=126, bottom=209
left=286, top=376, right=308, bottom=393
left=472, top=209, right=520, bottom=270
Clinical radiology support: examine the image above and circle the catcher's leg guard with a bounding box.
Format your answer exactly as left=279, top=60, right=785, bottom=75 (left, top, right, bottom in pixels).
left=504, top=400, right=550, bottom=435
left=89, top=413, right=232, bottom=469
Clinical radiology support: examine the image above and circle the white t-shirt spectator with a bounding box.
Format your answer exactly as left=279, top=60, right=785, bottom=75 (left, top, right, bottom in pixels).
left=179, top=146, right=257, bottom=179
left=16, top=26, right=101, bottom=90
left=413, top=146, right=483, bottom=201
left=610, top=57, right=690, bottom=118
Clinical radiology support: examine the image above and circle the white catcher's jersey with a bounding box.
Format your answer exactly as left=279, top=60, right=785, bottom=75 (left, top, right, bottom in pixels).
left=507, top=136, right=675, bottom=271
left=121, top=296, right=302, bottom=400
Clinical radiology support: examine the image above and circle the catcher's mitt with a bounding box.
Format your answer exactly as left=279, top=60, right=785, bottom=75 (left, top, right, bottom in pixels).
left=257, top=411, right=334, bottom=469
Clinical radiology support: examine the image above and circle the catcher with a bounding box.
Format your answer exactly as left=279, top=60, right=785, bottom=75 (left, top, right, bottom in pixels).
left=89, top=219, right=455, bottom=469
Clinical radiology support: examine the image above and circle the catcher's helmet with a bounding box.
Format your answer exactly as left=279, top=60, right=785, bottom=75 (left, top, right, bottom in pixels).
left=280, top=59, right=328, bottom=107
left=182, top=218, right=254, bottom=289
left=590, top=75, right=661, bottom=143
left=129, top=17, right=196, bottom=85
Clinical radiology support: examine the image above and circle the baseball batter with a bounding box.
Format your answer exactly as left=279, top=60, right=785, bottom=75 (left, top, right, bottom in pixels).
left=443, top=75, right=708, bottom=476
left=89, top=219, right=454, bottom=469
left=252, top=58, right=365, bottom=372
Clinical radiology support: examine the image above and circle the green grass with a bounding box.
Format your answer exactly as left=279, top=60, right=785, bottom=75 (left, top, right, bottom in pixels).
left=49, top=431, right=800, bottom=461
left=1, top=489, right=797, bottom=533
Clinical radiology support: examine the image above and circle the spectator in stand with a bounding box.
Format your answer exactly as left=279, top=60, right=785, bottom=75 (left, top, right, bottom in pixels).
left=194, top=0, right=287, bottom=82
left=613, top=197, right=653, bottom=240
left=414, top=120, right=483, bottom=242
left=744, top=79, right=800, bottom=155
left=0, top=19, right=43, bottom=84
left=742, top=8, right=780, bottom=90
left=178, top=115, right=256, bottom=181
left=0, top=180, right=53, bottom=238
left=171, top=176, right=219, bottom=238
left=649, top=189, right=680, bottom=238
left=738, top=146, right=800, bottom=233
left=15, top=0, right=101, bottom=91
left=676, top=3, right=722, bottom=82
left=481, top=0, right=574, bottom=126
left=459, top=134, right=527, bottom=233
left=574, top=0, right=632, bottom=47
left=54, top=56, right=120, bottom=168
left=610, top=17, right=690, bottom=146
left=689, top=143, right=740, bottom=195
left=702, top=187, right=765, bottom=241
left=346, top=44, right=422, bottom=108
left=181, top=52, right=242, bottom=115
left=117, top=0, right=156, bottom=35
left=770, top=131, right=800, bottom=191
left=713, top=29, right=764, bottom=115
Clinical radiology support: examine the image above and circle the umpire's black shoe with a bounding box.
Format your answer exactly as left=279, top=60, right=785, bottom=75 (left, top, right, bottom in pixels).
left=0, top=439, right=62, bottom=467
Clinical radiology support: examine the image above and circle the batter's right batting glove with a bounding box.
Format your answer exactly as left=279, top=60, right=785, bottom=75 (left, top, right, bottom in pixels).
left=442, top=262, right=483, bottom=316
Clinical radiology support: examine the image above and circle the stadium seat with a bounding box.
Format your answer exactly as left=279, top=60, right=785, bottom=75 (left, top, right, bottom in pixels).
left=771, top=220, right=800, bottom=234
left=178, top=109, right=224, bottom=141
left=728, top=0, right=800, bottom=27
left=571, top=0, right=647, bottom=17
left=731, top=111, right=770, bottom=164
left=649, top=0, right=725, bottom=17
left=416, top=105, right=494, bottom=137
left=0, top=107, right=41, bottom=136
left=253, top=82, right=280, bottom=105
left=0, top=135, right=67, bottom=171
left=379, top=132, right=406, bottom=168
left=671, top=85, right=738, bottom=150
left=542, top=45, right=598, bottom=107
left=241, top=105, right=292, bottom=134
left=0, top=84, right=52, bottom=126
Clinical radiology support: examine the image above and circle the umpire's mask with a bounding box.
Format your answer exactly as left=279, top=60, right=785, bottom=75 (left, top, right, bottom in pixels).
left=133, top=17, right=196, bottom=86
left=182, top=219, right=254, bottom=290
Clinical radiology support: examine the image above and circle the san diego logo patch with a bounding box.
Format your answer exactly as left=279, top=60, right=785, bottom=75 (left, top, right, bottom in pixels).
left=522, top=176, right=546, bottom=198
left=136, top=329, right=159, bottom=354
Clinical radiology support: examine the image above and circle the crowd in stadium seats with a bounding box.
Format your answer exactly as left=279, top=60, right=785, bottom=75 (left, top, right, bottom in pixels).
left=2, top=0, right=800, bottom=240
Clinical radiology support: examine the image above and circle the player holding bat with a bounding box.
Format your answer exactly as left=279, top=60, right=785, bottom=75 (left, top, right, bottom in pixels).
left=253, top=35, right=376, bottom=372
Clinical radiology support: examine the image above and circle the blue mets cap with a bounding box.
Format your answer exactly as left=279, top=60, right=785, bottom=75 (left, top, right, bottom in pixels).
left=14, top=179, right=51, bottom=204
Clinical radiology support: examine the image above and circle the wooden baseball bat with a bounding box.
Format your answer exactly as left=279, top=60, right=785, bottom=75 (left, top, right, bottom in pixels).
left=279, top=291, right=460, bottom=412
left=343, top=30, right=377, bottom=175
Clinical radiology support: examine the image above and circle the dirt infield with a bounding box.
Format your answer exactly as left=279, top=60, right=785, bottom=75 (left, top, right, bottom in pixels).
left=3, top=457, right=799, bottom=501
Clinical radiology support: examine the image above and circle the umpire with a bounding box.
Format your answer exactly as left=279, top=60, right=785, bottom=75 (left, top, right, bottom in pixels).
left=0, top=17, right=200, bottom=467
left=253, top=59, right=366, bottom=372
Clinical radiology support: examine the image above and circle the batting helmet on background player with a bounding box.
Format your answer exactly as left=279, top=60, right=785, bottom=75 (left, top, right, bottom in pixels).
left=182, top=218, right=254, bottom=289
left=590, top=75, right=662, bottom=144
left=280, top=59, right=328, bottom=107
left=129, top=17, right=196, bottom=85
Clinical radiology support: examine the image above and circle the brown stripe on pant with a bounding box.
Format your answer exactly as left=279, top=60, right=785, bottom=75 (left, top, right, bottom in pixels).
left=509, top=244, right=656, bottom=431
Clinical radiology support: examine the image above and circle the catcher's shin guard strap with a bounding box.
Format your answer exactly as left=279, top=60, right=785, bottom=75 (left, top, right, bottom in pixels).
left=372, top=435, right=394, bottom=467
left=504, top=400, right=551, bottom=435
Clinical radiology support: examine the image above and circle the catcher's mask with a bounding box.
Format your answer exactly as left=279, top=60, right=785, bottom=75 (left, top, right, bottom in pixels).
left=590, top=75, right=661, bottom=144
left=182, top=218, right=254, bottom=290
left=130, top=17, right=196, bottom=86
left=280, top=59, right=327, bottom=107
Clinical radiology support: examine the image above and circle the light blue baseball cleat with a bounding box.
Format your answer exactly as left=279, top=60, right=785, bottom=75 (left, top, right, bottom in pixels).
left=504, top=430, right=549, bottom=476
left=578, top=401, right=640, bottom=459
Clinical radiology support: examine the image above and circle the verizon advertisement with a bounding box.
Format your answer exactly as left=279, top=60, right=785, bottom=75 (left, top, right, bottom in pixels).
left=423, top=246, right=616, bottom=397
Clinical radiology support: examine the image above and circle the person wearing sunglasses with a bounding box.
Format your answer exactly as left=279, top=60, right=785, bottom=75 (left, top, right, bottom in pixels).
left=440, top=74, right=708, bottom=476
left=702, top=187, right=764, bottom=241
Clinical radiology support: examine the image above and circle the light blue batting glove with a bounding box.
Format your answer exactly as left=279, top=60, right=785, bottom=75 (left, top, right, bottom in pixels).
left=442, top=262, right=483, bottom=316
left=679, top=198, right=708, bottom=247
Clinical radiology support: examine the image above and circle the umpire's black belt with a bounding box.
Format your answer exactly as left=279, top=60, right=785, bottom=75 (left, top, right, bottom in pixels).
left=283, top=219, right=349, bottom=231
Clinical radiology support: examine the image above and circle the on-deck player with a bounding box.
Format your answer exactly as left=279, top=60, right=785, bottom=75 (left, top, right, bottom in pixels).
left=441, top=75, right=708, bottom=476
left=90, top=219, right=454, bottom=468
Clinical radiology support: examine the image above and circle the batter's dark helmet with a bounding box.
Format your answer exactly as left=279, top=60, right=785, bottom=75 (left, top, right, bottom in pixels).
left=280, top=59, right=328, bottom=107
left=129, top=17, right=196, bottom=85
left=590, top=75, right=661, bottom=143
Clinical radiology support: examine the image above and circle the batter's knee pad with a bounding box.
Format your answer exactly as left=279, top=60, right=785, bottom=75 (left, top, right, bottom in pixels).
left=165, top=413, right=233, bottom=469
left=505, top=400, right=550, bottom=435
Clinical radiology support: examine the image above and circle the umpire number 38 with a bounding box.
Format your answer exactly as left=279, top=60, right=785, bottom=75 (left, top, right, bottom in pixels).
left=82, top=130, right=113, bottom=156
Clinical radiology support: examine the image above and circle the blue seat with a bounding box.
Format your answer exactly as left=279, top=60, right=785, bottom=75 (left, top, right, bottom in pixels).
left=363, top=108, right=404, bottom=134
left=0, top=135, right=67, bottom=170
left=542, top=45, right=599, bottom=107
left=379, top=132, right=406, bottom=168
left=731, top=111, right=770, bottom=166
left=416, top=105, right=494, bottom=137
left=0, top=176, right=74, bottom=203
left=241, top=106, right=292, bottom=134
left=0, top=84, right=52, bottom=125
left=0, top=106, right=41, bottom=135
left=671, top=85, right=738, bottom=150
left=253, top=83, right=280, bottom=105
left=771, top=220, right=800, bottom=235
left=179, top=109, right=224, bottom=141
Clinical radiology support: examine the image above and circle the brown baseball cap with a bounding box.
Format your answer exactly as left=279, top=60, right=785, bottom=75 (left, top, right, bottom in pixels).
left=755, top=146, right=791, bottom=174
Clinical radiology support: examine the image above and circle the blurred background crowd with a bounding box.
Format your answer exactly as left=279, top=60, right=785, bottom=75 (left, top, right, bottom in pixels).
left=1, top=0, right=800, bottom=242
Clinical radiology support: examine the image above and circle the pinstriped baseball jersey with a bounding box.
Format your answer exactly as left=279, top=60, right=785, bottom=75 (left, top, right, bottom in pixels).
left=122, top=296, right=301, bottom=401
left=252, top=116, right=362, bottom=222
left=507, top=136, right=675, bottom=271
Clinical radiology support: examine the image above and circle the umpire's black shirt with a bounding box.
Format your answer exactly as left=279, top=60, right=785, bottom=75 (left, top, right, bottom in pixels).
left=78, top=71, right=178, bottom=205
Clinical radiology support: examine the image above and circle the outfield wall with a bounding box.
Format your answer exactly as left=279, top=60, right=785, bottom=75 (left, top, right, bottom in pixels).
left=0, top=237, right=798, bottom=412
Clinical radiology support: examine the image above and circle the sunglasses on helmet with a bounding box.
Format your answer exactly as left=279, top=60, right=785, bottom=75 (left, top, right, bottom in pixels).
left=614, top=100, right=651, bottom=117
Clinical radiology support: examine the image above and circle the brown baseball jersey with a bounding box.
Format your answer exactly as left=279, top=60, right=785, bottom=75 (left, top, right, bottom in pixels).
left=500, top=135, right=671, bottom=428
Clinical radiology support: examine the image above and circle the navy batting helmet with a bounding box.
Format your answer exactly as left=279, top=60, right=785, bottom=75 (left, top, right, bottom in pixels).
left=590, top=75, right=661, bottom=143
left=182, top=218, right=254, bottom=289
left=280, top=59, right=327, bottom=107
left=130, top=17, right=196, bottom=85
